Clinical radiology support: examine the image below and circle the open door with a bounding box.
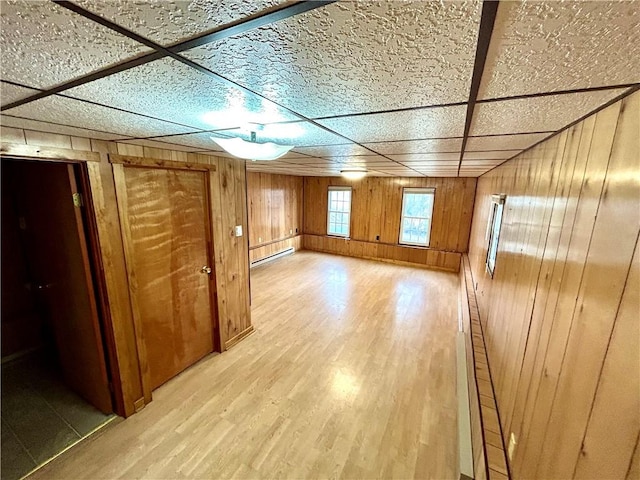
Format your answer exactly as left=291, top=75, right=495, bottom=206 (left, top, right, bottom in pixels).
left=9, top=160, right=112, bottom=413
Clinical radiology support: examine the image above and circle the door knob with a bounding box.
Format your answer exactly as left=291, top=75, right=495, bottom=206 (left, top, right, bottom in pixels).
left=200, top=266, right=212, bottom=274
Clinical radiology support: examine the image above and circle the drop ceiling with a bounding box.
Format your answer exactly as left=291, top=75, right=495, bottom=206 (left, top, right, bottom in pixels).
left=1, top=0, right=638, bottom=177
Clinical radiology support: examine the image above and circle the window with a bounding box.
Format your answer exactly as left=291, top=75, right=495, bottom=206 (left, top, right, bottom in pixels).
left=327, top=186, right=352, bottom=237
left=399, top=188, right=435, bottom=246
left=486, top=194, right=506, bottom=277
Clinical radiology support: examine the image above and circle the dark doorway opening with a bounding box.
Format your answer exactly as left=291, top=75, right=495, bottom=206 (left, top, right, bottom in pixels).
left=1, top=159, right=115, bottom=480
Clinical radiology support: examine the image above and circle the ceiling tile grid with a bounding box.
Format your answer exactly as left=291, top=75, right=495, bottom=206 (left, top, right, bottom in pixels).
left=1, top=82, right=40, bottom=107
left=317, top=105, right=468, bottom=143
left=463, top=150, right=521, bottom=160
left=363, top=138, right=463, bottom=155
left=479, top=1, right=640, bottom=100
left=75, top=0, right=286, bottom=47
left=4, top=95, right=199, bottom=139
left=291, top=143, right=373, bottom=158
left=64, top=57, right=302, bottom=131
left=470, top=89, right=628, bottom=136
left=183, top=0, right=482, bottom=118
left=465, top=132, right=551, bottom=151
left=0, top=0, right=151, bottom=90
left=0, top=114, right=130, bottom=142
left=1, top=0, right=636, bottom=179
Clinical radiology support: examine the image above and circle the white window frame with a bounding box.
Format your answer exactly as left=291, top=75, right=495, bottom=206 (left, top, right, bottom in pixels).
left=486, top=194, right=506, bottom=278
left=327, top=186, right=352, bottom=238
left=399, top=187, right=435, bottom=247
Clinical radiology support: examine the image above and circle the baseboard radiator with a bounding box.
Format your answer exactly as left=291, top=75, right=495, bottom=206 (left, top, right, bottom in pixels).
left=250, top=247, right=295, bottom=268
left=458, top=287, right=475, bottom=480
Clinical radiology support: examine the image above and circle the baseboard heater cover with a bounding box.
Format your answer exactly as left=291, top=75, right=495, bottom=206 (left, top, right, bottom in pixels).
left=250, top=247, right=295, bottom=268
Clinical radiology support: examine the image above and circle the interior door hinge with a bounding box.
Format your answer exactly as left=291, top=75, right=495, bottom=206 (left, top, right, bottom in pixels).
left=72, top=192, right=83, bottom=208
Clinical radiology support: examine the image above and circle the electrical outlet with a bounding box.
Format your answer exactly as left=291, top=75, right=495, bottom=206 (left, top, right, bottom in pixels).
left=376, top=235, right=380, bottom=241
left=508, top=432, right=517, bottom=461
left=289, top=229, right=293, bottom=234
left=258, top=236, right=262, bottom=243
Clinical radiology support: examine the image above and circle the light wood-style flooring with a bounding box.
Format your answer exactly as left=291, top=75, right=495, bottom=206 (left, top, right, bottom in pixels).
left=28, top=251, right=459, bottom=479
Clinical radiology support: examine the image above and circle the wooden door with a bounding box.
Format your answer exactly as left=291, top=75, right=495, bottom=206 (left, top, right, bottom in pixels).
left=9, top=160, right=112, bottom=413
left=116, top=166, right=216, bottom=390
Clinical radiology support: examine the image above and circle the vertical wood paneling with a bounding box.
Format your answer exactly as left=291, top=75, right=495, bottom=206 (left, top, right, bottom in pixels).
left=208, top=156, right=252, bottom=349
left=467, top=90, right=640, bottom=479
left=86, top=141, right=145, bottom=416
left=246, top=172, right=303, bottom=262
left=1, top=129, right=254, bottom=413
left=303, top=176, right=476, bottom=271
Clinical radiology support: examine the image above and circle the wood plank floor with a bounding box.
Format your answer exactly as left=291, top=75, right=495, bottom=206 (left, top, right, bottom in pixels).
left=28, top=251, right=459, bottom=479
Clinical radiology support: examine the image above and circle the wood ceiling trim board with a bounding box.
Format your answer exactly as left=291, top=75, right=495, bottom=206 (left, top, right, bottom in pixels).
left=456, top=0, right=500, bottom=177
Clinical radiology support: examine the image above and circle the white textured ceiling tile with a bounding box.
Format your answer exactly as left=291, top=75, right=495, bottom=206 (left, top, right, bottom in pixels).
left=0, top=0, right=151, bottom=89
left=466, top=133, right=550, bottom=151
left=75, top=0, right=285, bottom=46
left=463, top=150, right=520, bottom=160
left=292, top=144, right=371, bottom=157
left=389, top=152, right=461, bottom=162
left=329, top=155, right=389, bottom=163
left=363, top=138, right=463, bottom=154
left=66, top=57, right=301, bottom=131
left=479, top=1, right=640, bottom=99
left=220, top=121, right=346, bottom=147
left=277, top=157, right=332, bottom=164
left=1, top=83, right=39, bottom=107
left=119, top=138, right=208, bottom=152
left=470, top=89, right=627, bottom=136
left=318, top=106, right=467, bottom=143
left=399, top=160, right=460, bottom=167
left=183, top=1, right=481, bottom=117
left=461, top=159, right=504, bottom=166
left=148, top=132, right=226, bottom=150
left=278, top=151, right=316, bottom=160
left=0, top=115, right=129, bottom=141
left=4, top=96, right=197, bottom=138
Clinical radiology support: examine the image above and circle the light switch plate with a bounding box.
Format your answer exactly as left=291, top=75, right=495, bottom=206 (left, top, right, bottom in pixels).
left=235, top=225, right=243, bottom=237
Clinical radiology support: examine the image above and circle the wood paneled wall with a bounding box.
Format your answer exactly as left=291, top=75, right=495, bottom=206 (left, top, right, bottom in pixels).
left=467, top=91, right=640, bottom=479
left=247, top=172, right=303, bottom=263
left=303, top=176, right=476, bottom=272
left=1, top=128, right=252, bottom=415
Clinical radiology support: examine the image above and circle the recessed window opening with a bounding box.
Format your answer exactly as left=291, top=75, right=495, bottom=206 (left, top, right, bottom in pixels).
left=327, top=186, right=352, bottom=237
left=486, top=194, right=506, bottom=277
left=399, top=187, right=435, bottom=247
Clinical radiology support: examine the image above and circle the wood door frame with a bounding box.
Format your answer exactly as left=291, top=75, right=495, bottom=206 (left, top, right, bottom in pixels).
left=111, top=158, right=221, bottom=403
left=0, top=152, right=121, bottom=414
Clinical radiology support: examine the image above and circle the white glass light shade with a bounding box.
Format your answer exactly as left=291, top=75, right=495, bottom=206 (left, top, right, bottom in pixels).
left=211, top=137, right=294, bottom=161
left=340, top=169, right=367, bottom=180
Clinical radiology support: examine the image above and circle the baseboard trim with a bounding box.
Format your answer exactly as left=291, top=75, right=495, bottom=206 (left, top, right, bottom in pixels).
left=225, top=325, right=255, bottom=350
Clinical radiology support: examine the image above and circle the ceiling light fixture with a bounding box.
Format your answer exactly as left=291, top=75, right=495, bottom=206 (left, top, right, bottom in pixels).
left=211, top=131, right=294, bottom=161
left=340, top=168, right=367, bottom=180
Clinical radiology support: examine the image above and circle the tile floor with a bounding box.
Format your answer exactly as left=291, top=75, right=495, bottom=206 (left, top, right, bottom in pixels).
left=1, top=351, right=114, bottom=480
